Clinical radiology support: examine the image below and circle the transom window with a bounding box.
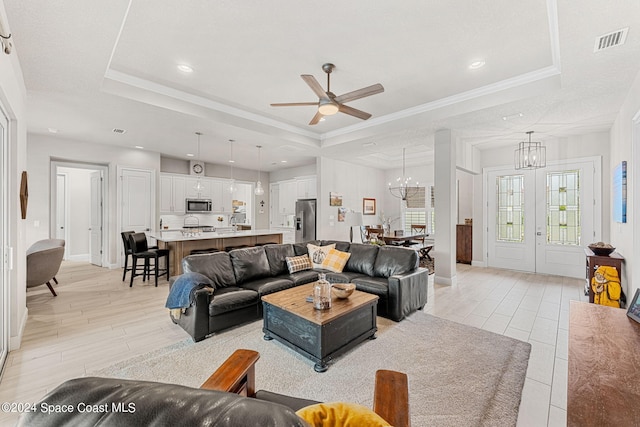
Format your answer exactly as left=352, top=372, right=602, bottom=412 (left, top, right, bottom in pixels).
left=496, top=175, right=524, bottom=242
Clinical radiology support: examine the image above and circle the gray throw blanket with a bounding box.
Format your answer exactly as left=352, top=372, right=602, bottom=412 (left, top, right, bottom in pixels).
left=166, top=272, right=214, bottom=310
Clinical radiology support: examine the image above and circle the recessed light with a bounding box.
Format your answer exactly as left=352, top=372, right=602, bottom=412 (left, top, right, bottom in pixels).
left=228, top=160, right=235, bottom=163
left=469, top=60, right=486, bottom=69
left=502, top=112, right=524, bottom=121
left=281, top=160, right=287, bottom=163
left=135, top=146, right=144, bottom=149
left=47, top=128, right=58, bottom=134
left=186, top=153, right=194, bottom=157
left=177, top=64, right=193, bottom=73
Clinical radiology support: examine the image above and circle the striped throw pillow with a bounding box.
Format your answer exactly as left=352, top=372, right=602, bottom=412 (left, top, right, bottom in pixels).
left=286, top=255, right=313, bottom=274
left=321, top=248, right=352, bottom=273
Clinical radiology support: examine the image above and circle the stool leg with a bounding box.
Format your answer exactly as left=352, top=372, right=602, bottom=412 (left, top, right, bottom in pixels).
left=122, top=253, right=129, bottom=281
left=129, top=256, right=136, bottom=287
left=165, top=253, right=170, bottom=281
left=154, top=255, right=159, bottom=287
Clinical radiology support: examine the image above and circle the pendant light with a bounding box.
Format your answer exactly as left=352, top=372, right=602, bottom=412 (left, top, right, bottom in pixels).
left=388, top=147, right=419, bottom=202
left=514, top=131, right=546, bottom=170
left=193, top=132, right=205, bottom=195
left=254, top=145, right=264, bottom=196
left=228, top=139, right=236, bottom=194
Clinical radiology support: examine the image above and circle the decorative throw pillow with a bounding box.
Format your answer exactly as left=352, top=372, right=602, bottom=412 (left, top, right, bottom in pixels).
left=307, top=243, right=336, bottom=269
left=296, top=402, right=391, bottom=427
left=286, top=255, right=313, bottom=274
left=321, top=248, right=351, bottom=273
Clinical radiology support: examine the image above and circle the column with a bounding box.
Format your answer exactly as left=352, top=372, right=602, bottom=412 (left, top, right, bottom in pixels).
left=434, top=129, right=457, bottom=286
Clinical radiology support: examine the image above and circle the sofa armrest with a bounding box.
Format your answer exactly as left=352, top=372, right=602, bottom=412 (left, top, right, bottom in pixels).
left=386, top=268, right=429, bottom=321
left=171, top=287, right=213, bottom=342
left=374, top=369, right=410, bottom=427
left=201, top=349, right=260, bottom=397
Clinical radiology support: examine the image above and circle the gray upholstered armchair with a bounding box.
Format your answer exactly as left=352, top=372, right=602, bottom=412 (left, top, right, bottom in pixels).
left=26, top=239, right=65, bottom=296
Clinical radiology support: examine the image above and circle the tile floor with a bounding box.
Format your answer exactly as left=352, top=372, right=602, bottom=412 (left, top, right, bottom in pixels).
left=0, top=261, right=586, bottom=426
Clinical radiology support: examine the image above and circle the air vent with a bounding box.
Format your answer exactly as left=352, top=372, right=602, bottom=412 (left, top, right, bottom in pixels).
left=594, top=27, right=628, bottom=52
left=112, top=128, right=127, bottom=134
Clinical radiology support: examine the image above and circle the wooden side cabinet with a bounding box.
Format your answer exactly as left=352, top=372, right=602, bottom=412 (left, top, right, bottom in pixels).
left=456, top=224, right=472, bottom=264
left=584, top=248, right=624, bottom=303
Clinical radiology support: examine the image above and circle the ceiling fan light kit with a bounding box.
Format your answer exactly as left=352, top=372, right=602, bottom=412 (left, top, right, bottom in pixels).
left=271, top=63, right=384, bottom=125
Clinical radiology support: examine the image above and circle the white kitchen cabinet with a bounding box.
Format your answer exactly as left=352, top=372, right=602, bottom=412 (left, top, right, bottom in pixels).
left=210, top=179, right=233, bottom=213
left=296, top=176, right=317, bottom=199
left=160, top=174, right=186, bottom=214
left=278, top=180, right=297, bottom=215
left=281, top=229, right=295, bottom=243
left=184, top=177, right=213, bottom=199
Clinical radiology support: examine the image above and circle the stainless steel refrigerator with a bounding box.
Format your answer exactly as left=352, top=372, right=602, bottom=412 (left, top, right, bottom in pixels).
left=295, top=199, right=316, bottom=243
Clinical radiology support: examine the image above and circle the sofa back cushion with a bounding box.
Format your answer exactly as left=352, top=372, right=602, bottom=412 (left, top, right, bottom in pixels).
left=373, top=245, right=419, bottom=278
left=320, top=240, right=351, bottom=252
left=345, top=243, right=379, bottom=277
left=293, top=240, right=320, bottom=256
left=182, top=252, right=236, bottom=288
left=230, top=246, right=271, bottom=284
left=264, top=244, right=295, bottom=276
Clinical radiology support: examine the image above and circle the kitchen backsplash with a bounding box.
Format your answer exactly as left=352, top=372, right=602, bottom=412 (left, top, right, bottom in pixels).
left=159, top=214, right=229, bottom=230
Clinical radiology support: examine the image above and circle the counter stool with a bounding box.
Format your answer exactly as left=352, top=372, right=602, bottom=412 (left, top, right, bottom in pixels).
left=121, top=230, right=158, bottom=282
left=128, top=232, right=169, bottom=287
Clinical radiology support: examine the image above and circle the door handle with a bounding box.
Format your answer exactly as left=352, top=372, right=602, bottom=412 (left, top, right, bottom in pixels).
left=536, top=232, right=542, bottom=236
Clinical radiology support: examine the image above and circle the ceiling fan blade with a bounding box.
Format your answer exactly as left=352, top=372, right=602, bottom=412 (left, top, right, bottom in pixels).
left=309, top=111, right=323, bottom=125
left=270, top=102, right=319, bottom=107
left=301, top=74, right=329, bottom=100
left=334, top=83, right=384, bottom=104
left=338, top=104, right=372, bottom=121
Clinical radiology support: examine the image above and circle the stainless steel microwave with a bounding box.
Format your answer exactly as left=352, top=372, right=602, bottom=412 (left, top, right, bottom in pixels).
left=186, top=198, right=212, bottom=213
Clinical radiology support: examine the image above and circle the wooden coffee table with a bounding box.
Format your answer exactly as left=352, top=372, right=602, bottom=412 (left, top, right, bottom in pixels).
left=261, top=282, right=378, bottom=372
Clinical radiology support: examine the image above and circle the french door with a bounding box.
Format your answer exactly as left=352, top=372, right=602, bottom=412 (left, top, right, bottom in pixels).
left=486, top=158, right=600, bottom=278
left=0, top=108, right=7, bottom=373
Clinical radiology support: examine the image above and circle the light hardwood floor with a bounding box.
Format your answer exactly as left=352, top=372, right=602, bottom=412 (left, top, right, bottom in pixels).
left=0, top=260, right=585, bottom=426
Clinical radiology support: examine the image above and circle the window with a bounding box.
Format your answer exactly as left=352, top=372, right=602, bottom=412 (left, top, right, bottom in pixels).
left=547, top=170, right=580, bottom=245
left=402, top=186, right=434, bottom=235
left=496, top=175, right=524, bottom=242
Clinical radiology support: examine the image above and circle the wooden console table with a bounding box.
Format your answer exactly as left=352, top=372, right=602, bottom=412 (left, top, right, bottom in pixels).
left=584, top=248, right=624, bottom=302
left=568, top=301, right=640, bottom=426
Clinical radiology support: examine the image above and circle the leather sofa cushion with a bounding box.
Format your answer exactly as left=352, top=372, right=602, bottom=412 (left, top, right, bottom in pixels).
left=293, top=240, right=320, bottom=256
left=230, top=246, right=271, bottom=284
left=346, top=243, right=379, bottom=276
left=241, top=277, right=295, bottom=297
left=287, top=270, right=320, bottom=285
left=320, top=240, right=351, bottom=252
left=264, top=244, right=295, bottom=276
left=322, top=270, right=367, bottom=284
left=182, top=252, right=236, bottom=288
left=209, top=288, right=259, bottom=316
left=17, top=377, right=308, bottom=427
left=373, top=246, right=419, bottom=278
left=351, top=276, right=389, bottom=297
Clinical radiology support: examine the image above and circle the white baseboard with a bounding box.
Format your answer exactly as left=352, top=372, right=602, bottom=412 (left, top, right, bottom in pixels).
left=68, top=254, right=90, bottom=262
left=9, top=307, right=28, bottom=351
left=434, top=275, right=457, bottom=286
left=471, top=260, right=487, bottom=267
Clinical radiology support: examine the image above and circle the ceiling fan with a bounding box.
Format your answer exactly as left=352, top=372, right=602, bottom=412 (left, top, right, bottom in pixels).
left=270, top=63, right=384, bottom=125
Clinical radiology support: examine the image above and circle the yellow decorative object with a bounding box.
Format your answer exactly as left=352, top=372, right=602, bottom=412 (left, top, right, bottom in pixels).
left=591, top=266, right=622, bottom=308
left=296, top=402, right=391, bottom=427
left=321, top=248, right=351, bottom=273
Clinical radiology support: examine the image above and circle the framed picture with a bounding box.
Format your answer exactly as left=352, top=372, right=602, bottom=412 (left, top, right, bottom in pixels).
left=337, top=207, right=346, bottom=222
left=627, top=288, right=640, bottom=324
left=329, top=192, right=343, bottom=206
left=363, top=198, right=376, bottom=215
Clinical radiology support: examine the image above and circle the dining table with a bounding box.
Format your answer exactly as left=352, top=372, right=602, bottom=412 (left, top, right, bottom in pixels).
left=378, top=232, right=433, bottom=261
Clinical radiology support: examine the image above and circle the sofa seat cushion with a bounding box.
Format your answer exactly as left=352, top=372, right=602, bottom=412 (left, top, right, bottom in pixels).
left=182, top=252, right=236, bottom=288
left=318, top=270, right=367, bottom=284
left=209, top=288, right=259, bottom=316
left=346, top=244, right=379, bottom=276
left=264, top=244, right=295, bottom=276
left=230, top=246, right=271, bottom=284
left=240, top=277, right=295, bottom=297
left=351, top=276, right=389, bottom=297
left=288, top=269, right=321, bottom=285
left=373, top=246, right=419, bottom=278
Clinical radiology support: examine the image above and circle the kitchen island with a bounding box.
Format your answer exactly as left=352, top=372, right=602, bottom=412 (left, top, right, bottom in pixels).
left=148, top=229, right=283, bottom=275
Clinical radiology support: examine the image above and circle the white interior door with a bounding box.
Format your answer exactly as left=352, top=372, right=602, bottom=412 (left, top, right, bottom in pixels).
left=56, top=174, right=68, bottom=258
left=486, top=158, right=599, bottom=278
left=0, top=108, right=8, bottom=372
left=120, top=168, right=154, bottom=265
left=90, top=171, right=103, bottom=266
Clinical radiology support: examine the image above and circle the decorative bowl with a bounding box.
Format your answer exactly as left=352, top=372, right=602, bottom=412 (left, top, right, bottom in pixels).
left=332, top=283, right=355, bottom=299
left=588, top=244, right=615, bottom=256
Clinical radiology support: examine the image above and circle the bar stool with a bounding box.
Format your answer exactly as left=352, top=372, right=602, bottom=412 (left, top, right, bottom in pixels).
left=128, top=232, right=169, bottom=287
left=121, top=230, right=158, bottom=281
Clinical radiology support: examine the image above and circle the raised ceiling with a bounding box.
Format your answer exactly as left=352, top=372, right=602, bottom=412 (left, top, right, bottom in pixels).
left=4, top=0, right=640, bottom=171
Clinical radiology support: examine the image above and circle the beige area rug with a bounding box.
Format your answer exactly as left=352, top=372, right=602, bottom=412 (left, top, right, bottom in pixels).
left=93, top=312, right=530, bottom=426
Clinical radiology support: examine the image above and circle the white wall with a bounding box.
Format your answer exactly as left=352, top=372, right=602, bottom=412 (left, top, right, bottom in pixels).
left=0, top=1, right=28, bottom=349
left=457, top=170, right=474, bottom=224
left=610, top=70, right=640, bottom=297
left=27, top=134, right=161, bottom=266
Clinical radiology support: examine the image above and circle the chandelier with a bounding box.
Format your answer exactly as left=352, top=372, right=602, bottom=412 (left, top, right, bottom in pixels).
left=254, top=145, right=264, bottom=196
left=514, top=131, right=546, bottom=170
left=388, top=148, right=420, bottom=202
